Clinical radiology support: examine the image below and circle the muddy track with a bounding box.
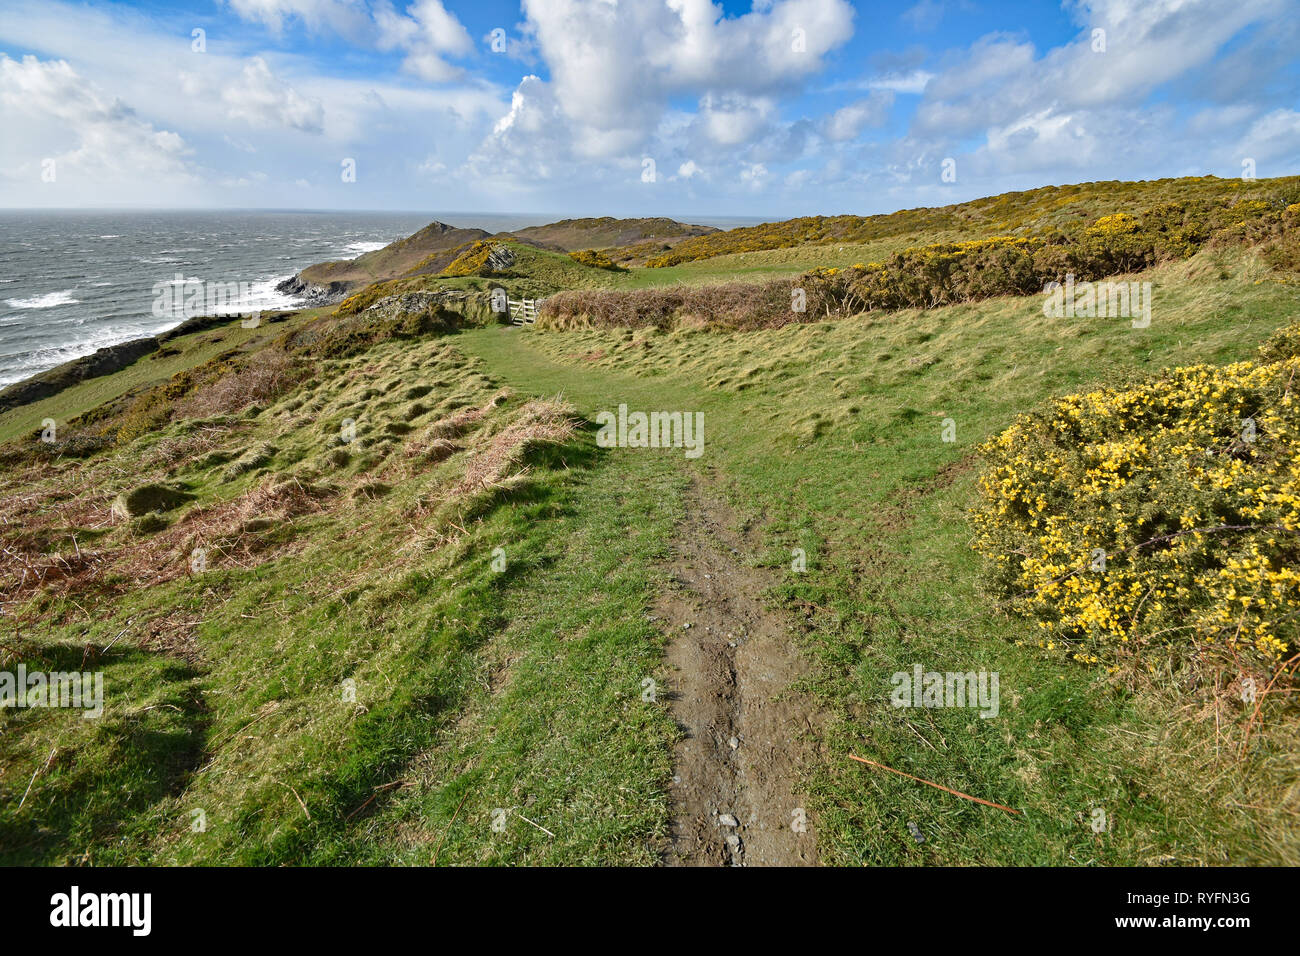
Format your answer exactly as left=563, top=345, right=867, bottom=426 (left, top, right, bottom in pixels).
left=658, top=472, right=819, bottom=866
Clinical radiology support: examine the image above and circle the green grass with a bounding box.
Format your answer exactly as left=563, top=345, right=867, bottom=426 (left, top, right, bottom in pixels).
left=448, top=244, right=1300, bottom=864
left=0, top=310, right=326, bottom=445
left=2, top=210, right=1298, bottom=865
left=0, top=334, right=687, bottom=864
left=373, top=236, right=944, bottom=303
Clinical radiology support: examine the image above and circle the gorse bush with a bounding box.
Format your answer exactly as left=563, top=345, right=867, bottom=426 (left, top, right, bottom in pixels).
left=552, top=200, right=1298, bottom=331
left=442, top=240, right=497, bottom=277
left=971, top=326, right=1300, bottom=671
left=567, top=249, right=620, bottom=270
left=817, top=236, right=1047, bottom=312
left=630, top=176, right=1300, bottom=268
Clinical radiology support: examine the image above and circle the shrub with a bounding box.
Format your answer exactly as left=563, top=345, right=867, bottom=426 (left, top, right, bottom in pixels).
left=544, top=213, right=1263, bottom=332
left=283, top=303, right=461, bottom=359
left=971, top=344, right=1300, bottom=670
left=441, top=240, right=497, bottom=277
left=627, top=177, right=1299, bottom=268
left=179, top=349, right=308, bottom=418
left=1257, top=321, right=1300, bottom=365
left=568, top=249, right=621, bottom=270
left=539, top=279, right=832, bottom=331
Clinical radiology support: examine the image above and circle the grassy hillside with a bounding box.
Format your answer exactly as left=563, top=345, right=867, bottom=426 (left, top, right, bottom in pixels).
left=298, top=221, right=491, bottom=288
left=611, top=174, right=1300, bottom=267
left=293, top=217, right=719, bottom=295
left=2, top=176, right=1298, bottom=865
left=511, top=216, right=717, bottom=252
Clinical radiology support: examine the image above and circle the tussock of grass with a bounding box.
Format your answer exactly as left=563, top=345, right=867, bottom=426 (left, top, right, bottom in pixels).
left=452, top=399, right=577, bottom=497
left=111, top=483, right=194, bottom=519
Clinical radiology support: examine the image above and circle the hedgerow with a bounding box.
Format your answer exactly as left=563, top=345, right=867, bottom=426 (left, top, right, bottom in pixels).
left=547, top=201, right=1297, bottom=331
left=538, top=280, right=839, bottom=331
left=971, top=325, right=1300, bottom=672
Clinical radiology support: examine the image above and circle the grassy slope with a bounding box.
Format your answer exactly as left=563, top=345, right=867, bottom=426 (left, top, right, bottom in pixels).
left=2, top=191, right=1299, bottom=865
left=361, top=237, right=937, bottom=308
left=451, top=245, right=1300, bottom=864
left=614, top=174, right=1300, bottom=267
left=0, top=311, right=330, bottom=445
left=299, top=223, right=490, bottom=286
left=0, top=331, right=688, bottom=865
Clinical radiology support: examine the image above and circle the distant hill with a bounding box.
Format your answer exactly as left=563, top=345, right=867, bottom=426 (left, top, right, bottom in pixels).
left=298, top=221, right=491, bottom=288
left=283, top=216, right=718, bottom=303
left=509, top=216, right=717, bottom=252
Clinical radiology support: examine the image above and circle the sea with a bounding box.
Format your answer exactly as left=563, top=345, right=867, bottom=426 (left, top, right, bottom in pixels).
left=0, top=210, right=765, bottom=388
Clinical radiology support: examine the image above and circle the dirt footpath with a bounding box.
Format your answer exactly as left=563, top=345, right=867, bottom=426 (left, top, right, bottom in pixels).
left=658, top=472, right=820, bottom=866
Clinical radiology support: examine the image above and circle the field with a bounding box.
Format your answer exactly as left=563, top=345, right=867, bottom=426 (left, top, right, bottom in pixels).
left=2, top=176, right=1298, bottom=865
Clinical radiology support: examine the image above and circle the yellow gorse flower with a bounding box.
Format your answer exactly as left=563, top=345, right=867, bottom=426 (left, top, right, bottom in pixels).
left=972, top=339, right=1300, bottom=668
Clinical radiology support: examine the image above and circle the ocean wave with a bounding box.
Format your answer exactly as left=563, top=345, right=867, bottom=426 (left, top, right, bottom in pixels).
left=5, top=291, right=79, bottom=309
left=0, top=322, right=168, bottom=386
left=231, top=276, right=303, bottom=313
left=1, top=212, right=433, bottom=386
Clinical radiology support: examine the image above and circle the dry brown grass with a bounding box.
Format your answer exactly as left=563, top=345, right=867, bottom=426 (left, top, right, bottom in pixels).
left=403, top=437, right=459, bottom=464
left=0, top=466, right=116, bottom=613
left=178, top=349, right=309, bottom=418
left=539, top=280, right=825, bottom=331
left=0, top=475, right=340, bottom=622
left=424, top=388, right=510, bottom=440
left=452, top=399, right=576, bottom=496
left=140, top=420, right=250, bottom=473
left=0, top=546, right=106, bottom=610
left=232, top=477, right=330, bottom=527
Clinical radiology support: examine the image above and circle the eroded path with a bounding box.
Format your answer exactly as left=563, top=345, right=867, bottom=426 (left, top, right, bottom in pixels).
left=657, top=472, right=819, bottom=866
left=453, top=328, right=822, bottom=866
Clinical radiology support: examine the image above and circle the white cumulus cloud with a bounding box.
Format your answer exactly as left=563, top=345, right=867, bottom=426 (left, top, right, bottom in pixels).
left=222, top=57, right=326, bottom=133
left=0, top=54, right=197, bottom=200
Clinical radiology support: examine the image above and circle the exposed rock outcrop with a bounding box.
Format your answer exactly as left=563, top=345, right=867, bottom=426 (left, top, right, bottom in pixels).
left=485, top=246, right=516, bottom=271
left=359, top=289, right=497, bottom=327
left=274, top=274, right=352, bottom=307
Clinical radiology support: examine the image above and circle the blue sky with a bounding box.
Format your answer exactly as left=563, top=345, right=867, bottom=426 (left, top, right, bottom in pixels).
left=1, top=0, right=1297, bottom=217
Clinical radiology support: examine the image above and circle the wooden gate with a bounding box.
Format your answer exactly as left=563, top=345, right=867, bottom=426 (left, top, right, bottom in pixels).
left=509, top=298, right=539, bottom=326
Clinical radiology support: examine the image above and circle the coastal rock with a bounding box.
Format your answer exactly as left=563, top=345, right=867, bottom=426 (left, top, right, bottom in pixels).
left=275, top=274, right=352, bottom=307
left=485, top=246, right=516, bottom=272
left=0, top=310, right=280, bottom=416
